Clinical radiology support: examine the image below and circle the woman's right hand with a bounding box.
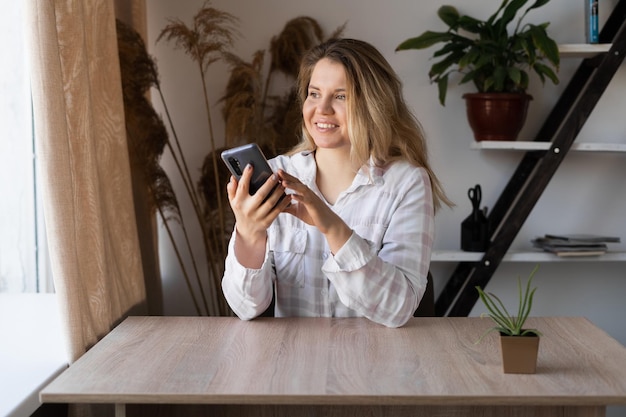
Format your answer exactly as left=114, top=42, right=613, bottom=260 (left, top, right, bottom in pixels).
left=226, top=164, right=290, bottom=267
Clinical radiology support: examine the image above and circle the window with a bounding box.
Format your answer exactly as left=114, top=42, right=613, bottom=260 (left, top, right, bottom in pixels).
left=0, top=2, right=52, bottom=293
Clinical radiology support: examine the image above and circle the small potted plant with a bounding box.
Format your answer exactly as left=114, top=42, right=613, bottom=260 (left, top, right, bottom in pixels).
left=475, top=265, right=541, bottom=374
left=396, top=1, right=560, bottom=141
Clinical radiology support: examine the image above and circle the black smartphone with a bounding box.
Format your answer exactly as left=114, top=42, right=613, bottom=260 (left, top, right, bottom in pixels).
left=221, top=143, right=276, bottom=196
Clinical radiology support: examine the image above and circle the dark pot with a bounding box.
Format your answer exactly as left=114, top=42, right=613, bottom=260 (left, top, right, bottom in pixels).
left=463, top=93, right=532, bottom=141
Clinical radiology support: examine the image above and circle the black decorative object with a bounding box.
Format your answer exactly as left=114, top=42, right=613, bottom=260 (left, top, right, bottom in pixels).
left=461, top=184, right=489, bottom=252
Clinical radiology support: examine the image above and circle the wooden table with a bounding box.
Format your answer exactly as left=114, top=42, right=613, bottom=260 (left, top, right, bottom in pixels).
left=40, top=316, right=626, bottom=417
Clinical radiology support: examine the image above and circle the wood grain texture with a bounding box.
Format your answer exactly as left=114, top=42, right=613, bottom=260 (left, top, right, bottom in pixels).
left=40, top=317, right=626, bottom=410
left=127, top=404, right=604, bottom=417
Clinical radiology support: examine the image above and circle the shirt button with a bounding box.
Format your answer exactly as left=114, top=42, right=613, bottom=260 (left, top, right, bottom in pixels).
left=322, top=252, right=329, bottom=260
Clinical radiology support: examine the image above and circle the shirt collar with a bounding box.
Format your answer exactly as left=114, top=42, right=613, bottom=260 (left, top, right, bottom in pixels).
left=295, top=150, right=384, bottom=188
left=356, top=157, right=385, bottom=187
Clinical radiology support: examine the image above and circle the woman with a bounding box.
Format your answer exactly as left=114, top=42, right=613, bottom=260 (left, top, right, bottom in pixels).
left=222, top=38, right=450, bottom=327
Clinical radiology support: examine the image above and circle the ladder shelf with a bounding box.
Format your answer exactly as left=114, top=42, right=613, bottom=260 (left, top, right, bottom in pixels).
left=435, top=0, right=626, bottom=317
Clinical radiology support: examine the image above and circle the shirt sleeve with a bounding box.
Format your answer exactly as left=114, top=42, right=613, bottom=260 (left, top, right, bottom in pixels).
left=321, top=169, right=434, bottom=328
left=221, top=230, right=275, bottom=320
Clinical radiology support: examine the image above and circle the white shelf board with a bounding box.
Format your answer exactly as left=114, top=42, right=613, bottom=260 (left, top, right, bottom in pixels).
left=471, top=141, right=626, bottom=152
left=558, top=43, right=612, bottom=58
left=431, top=250, right=626, bottom=262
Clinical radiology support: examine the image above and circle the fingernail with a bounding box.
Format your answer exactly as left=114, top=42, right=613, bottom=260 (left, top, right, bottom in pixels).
left=246, top=163, right=252, bottom=170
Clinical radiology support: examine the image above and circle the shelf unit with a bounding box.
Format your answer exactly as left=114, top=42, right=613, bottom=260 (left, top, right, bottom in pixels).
left=471, top=140, right=626, bottom=152
left=435, top=0, right=626, bottom=317
left=432, top=250, right=626, bottom=263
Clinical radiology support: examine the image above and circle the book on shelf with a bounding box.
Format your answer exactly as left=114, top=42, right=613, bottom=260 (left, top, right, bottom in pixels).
left=532, top=233, right=621, bottom=257
left=543, top=233, right=621, bottom=243
left=584, top=0, right=599, bottom=44
left=583, top=0, right=600, bottom=43
left=547, top=249, right=607, bottom=257
left=535, top=243, right=607, bottom=257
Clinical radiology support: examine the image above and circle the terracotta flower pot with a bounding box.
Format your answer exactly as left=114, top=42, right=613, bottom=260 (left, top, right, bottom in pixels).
left=499, top=333, right=540, bottom=374
left=463, top=93, right=532, bottom=141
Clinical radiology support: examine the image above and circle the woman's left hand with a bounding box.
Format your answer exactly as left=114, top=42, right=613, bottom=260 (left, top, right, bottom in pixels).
left=278, top=169, right=352, bottom=253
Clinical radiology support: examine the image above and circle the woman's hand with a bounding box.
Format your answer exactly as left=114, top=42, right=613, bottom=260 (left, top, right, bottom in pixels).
left=227, top=164, right=290, bottom=267
left=278, top=169, right=352, bottom=254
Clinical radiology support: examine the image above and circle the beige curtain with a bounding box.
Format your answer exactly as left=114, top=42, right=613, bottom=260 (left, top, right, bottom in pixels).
left=25, top=0, right=148, bottom=363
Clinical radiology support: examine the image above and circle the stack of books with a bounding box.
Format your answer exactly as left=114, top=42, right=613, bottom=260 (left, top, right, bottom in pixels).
left=532, top=234, right=621, bottom=257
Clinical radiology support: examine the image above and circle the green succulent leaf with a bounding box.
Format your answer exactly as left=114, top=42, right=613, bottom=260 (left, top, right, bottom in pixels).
left=533, top=62, right=559, bottom=84
left=528, top=0, right=551, bottom=12
left=437, top=75, right=449, bottom=106
left=430, top=50, right=466, bottom=79
left=396, top=31, right=453, bottom=51
left=475, top=265, right=540, bottom=340
left=507, top=67, right=522, bottom=86
left=498, top=0, right=529, bottom=33
left=519, top=71, right=530, bottom=90
left=456, top=15, right=484, bottom=33
left=531, top=26, right=560, bottom=66
left=438, top=5, right=460, bottom=28
left=459, top=71, right=475, bottom=85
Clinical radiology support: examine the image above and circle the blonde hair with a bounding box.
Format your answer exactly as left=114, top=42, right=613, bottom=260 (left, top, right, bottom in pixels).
left=290, top=38, right=451, bottom=210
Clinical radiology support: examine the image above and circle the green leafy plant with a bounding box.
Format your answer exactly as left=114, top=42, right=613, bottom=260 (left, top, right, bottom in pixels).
left=476, top=265, right=541, bottom=340
left=396, top=0, right=560, bottom=105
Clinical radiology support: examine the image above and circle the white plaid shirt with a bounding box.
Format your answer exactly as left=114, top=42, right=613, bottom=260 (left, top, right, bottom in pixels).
left=222, top=151, right=434, bottom=327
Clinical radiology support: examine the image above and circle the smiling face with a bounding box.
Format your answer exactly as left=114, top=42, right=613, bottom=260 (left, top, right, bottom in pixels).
left=302, top=58, right=350, bottom=152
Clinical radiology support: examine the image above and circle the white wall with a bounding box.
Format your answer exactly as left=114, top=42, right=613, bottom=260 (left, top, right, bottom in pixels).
left=146, top=0, right=626, bottom=380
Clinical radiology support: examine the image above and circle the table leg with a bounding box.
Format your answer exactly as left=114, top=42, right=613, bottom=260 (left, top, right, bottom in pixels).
left=115, top=403, right=126, bottom=417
